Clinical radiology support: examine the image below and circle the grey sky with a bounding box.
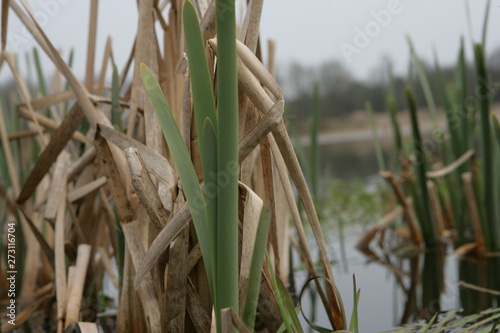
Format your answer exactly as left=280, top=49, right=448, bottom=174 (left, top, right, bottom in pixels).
left=259, top=0, right=500, bottom=80
left=2, top=0, right=499, bottom=83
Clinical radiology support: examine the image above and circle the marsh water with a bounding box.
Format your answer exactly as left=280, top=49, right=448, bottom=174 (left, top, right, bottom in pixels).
left=294, top=141, right=500, bottom=332
left=293, top=225, right=500, bottom=332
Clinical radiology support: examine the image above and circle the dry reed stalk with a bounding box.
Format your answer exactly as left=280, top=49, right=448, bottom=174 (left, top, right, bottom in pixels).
left=84, top=0, right=98, bottom=91
left=238, top=0, right=263, bottom=53
left=95, top=36, right=113, bottom=96
left=96, top=133, right=162, bottom=331
left=116, top=252, right=142, bottom=332
left=260, top=137, right=281, bottom=276
left=221, top=307, right=252, bottom=333
left=17, top=104, right=86, bottom=203
left=134, top=202, right=190, bottom=287
left=238, top=183, right=264, bottom=306
left=17, top=105, right=87, bottom=143
left=458, top=281, right=500, bottom=296
left=186, top=280, right=212, bottom=332
left=453, top=243, right=478, bottom=257
left=381, top=171, right=423, bottom=245
left=55, top=198, right=68, bottom=332
left=126, top=148, right=171, bottom=230
left=426, top=149, right=475, bottom=178
left=356, top=205, right=404, bottom=249
left=17, top=206, right=53, bottom=301
left=66, top=244, right=92, bottom=325
left=16, top=208, right=53, bottom=269
left=45, top=151, right=70, bottom=221
left=73, top=322, right=99, bottom=333
left=7, top=129, right=45, bottom=140
left=98, top=125, right=176, bottom=188
left=97, top=247, right=119, bottom=289
left=1, top=0, right=8, bottom=49
left=163, top=222, right=189, bottom=330
left=427, top=180, right=446, bottom=237
left=461, top=172, right=485, bottom=253
left=266, top=38, right=290, bottom=281
left=67, top=176, right=107, bottom=203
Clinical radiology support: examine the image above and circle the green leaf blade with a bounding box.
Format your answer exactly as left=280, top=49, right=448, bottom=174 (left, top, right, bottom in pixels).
left=215, top=0, right=240, bottom=327
left=140, top=63, right=214, bottom=293
left=183, top=0, right=218, bottom=142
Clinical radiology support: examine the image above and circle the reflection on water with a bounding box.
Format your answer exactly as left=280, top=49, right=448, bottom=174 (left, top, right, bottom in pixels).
left=316, top=142, right=382, bottom=180
left=459, top=256, right=500, bottom=315
left=293, top=227, right=500, bottom=332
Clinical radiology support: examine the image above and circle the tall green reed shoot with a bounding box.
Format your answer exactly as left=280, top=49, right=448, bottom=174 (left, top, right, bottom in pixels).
left=142, top=0, right=245, bottom=330
left=474, top=43, right=499, bottom=250
left=406, top=87, right=438, bottom=247
left=214, top=0, right=240, bottom=323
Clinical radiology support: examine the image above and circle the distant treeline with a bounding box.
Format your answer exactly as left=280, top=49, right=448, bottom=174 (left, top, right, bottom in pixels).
left=1, top=46, right=499, bottom=121
left=281, top=46, right=500, bottom=120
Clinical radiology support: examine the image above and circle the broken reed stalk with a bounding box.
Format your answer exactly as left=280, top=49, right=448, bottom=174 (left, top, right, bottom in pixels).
left=380, top=171, right=422, bottom=245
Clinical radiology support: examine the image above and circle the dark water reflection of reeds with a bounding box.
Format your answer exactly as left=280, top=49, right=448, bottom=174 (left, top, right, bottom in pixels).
left=315, top=142, right=382, bottom=180
left=295, top=229, right=500, bottom=332
left=302, top=141, right=500, bottom=331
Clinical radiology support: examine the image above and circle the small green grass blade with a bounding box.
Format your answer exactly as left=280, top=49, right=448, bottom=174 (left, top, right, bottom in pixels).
left=349, top=275, right=360, bottom=333
left=33, top=47, right=51, bottom=117
left=434, top=47, right=462, bottom=158
left=455, top=38, right=471, bottom=154
left=421, top=313, right=438, bottom=333
left=33, top=47, right=47, bottom=96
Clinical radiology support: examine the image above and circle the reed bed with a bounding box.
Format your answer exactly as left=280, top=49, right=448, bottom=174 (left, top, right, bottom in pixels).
left=0, top=1, right=348, bottom=332
left=358, top=2, right=500, bottom=257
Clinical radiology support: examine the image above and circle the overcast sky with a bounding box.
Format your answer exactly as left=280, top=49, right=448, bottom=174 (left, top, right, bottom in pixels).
left=259, top=0, right=500, bottom=79
left=3, top=0, right=499, bottom=83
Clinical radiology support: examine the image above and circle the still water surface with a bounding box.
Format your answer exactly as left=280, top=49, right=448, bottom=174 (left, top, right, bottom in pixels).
left=294, top=221, right=500, bottom=332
